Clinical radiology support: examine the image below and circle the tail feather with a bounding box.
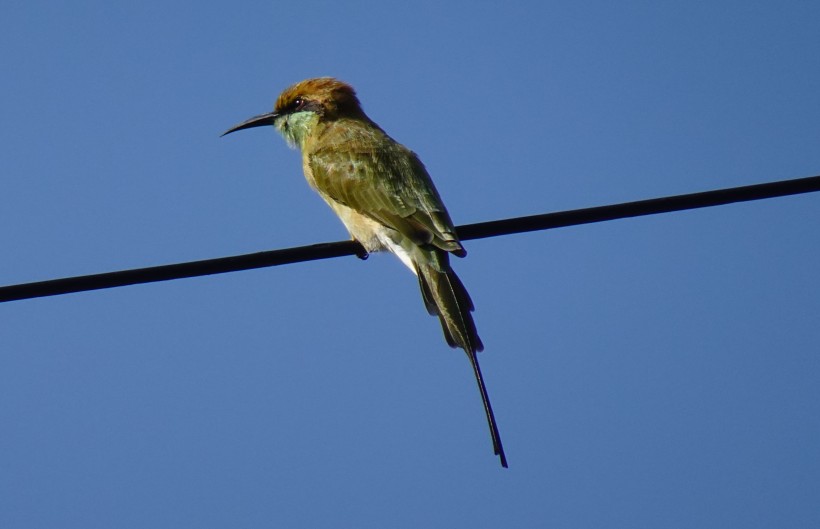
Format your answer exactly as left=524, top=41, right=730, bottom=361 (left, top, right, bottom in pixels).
left=416, top=278, right=458, bottom=349
left=416, top=251, right=482, bottom=353
left=416, top=249, right=506, bottom=467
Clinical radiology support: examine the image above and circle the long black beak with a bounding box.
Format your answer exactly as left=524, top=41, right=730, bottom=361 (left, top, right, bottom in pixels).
left=221, top=111, right=279, bottom=137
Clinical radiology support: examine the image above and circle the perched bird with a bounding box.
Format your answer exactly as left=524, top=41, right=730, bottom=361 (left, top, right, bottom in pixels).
left=223, top=77, right=507, bottom=467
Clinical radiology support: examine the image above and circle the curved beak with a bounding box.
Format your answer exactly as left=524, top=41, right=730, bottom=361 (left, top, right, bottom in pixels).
left=221, top=111, right=279, bottom=137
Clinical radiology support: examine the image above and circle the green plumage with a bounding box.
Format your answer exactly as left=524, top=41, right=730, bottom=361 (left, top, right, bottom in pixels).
left=306, top=117, right=481, bottom=353
left=309, top=118, right=464, bottom=255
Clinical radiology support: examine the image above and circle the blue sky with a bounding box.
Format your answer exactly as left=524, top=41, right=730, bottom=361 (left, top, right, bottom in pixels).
left=2, top=1, right=819, bottom=527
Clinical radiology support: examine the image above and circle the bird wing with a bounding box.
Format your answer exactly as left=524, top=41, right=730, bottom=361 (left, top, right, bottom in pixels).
left=308, top=122, right=464, bottom=254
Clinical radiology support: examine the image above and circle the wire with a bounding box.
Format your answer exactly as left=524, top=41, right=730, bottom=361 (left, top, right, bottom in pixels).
left=2, top=174, right=819, bottom=304
left=459, top=173, right=820, bottom=239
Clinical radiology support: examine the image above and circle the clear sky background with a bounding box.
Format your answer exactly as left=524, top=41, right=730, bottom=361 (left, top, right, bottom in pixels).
left=2, top=1, right=819, bottom=527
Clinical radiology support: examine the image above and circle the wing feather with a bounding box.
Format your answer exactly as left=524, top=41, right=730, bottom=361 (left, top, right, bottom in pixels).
left=308, top=120, right=464, bottom=254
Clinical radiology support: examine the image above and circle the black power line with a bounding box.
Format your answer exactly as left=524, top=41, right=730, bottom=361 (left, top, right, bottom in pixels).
left=2, top=174, right=819, bottom=304
left=459, top=173, right=820, bottom=240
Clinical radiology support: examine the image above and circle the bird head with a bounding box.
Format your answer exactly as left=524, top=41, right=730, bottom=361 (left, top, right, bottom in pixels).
left=222, top=77, right=367, bottom=149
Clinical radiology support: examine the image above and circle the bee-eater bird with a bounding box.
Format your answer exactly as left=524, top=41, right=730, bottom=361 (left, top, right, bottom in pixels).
left=222, top=77, right=507, bottom=468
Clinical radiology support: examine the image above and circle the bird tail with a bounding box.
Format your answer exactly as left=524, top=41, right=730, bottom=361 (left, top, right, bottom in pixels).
left=415, top=249, right=508, bottom=467
left=416, top=250, right=483, bottom=353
